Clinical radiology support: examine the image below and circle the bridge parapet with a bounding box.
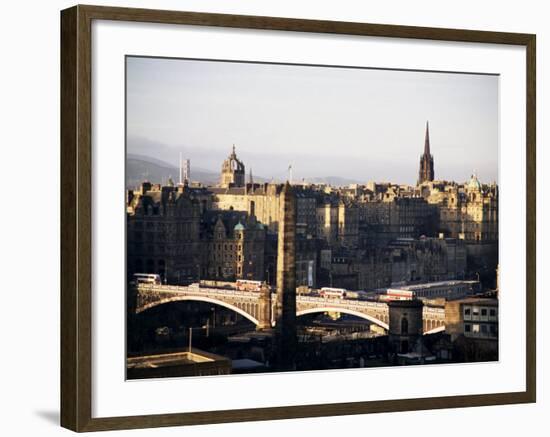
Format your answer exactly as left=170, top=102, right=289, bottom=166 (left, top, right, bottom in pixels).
left=132, top=283, right=271, bottom=328
left=132, top=284, right=447, bottom=333
left=294, top=296, right=390, bottom=329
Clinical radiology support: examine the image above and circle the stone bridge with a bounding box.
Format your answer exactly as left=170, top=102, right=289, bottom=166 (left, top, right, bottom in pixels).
left=131, top=283, right=446, bottom=334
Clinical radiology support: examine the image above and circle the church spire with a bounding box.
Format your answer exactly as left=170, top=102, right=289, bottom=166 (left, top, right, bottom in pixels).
left=424, top=121, right=431, bottom=155
left=418, top=120, right=435, bottom=185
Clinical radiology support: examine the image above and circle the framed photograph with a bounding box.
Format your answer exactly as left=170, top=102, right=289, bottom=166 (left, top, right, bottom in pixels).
left=60, top=5, right=536, bottom=432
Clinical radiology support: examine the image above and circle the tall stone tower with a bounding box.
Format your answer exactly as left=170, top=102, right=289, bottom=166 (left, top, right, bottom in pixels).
left=275, top=182, right=297, bottom=370
left=418, top=121, right=434, bottom=184
left=220, top=145, right=245, bottom=188
left=388, top=299, right=424, bottom=354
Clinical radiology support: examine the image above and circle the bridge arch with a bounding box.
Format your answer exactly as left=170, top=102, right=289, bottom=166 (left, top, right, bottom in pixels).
left=296, top=307, right=389, bottom=330
left=137, top=295, right=260, bottom=326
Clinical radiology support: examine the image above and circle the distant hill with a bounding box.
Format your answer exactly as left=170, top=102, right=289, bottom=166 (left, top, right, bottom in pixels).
left=126, top=154, right=219, bottom=188
left=126, top=153, right=360, bottom=189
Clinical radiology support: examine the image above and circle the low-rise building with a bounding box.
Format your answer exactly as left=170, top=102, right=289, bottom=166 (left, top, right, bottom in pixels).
left=127, top=348, right=231, bottom=379
left=445, top=297, right=499, bottom=341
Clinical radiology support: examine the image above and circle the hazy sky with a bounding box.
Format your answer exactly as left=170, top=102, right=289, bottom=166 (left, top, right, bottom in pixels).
left=126, top=56, right=498, bottom=185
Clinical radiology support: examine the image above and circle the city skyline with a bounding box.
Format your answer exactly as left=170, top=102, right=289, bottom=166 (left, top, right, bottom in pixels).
left=126, top=55, right=500, bottom=379
left=127, top=56, right=499, bottom=186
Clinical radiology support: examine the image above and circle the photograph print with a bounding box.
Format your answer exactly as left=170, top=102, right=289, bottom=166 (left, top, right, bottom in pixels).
left=125, top=56, right=499, bottom=379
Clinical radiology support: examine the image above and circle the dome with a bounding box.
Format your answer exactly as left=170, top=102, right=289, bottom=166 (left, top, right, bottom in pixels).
left=468, top=174, right=482, bottom=191
left=234, top=222, right=245, bottom=231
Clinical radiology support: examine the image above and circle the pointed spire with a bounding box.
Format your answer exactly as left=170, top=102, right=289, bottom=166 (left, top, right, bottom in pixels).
left=418, top=121, right=434, bottom=185
left=232, top=144, right=236, bottom=156
left=249, top=167, right=254, bottom=186
left=424, top=120, right=431, bottom=156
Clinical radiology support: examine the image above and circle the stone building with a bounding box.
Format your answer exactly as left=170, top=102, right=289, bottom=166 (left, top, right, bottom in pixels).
left=324, top=235, right=466, bottom=291
left=295, top=235, right=319, bottom=288
left=426, top=175, right=498, bottom=243
left=387, top=236, right=467, bottom=283
left=337, top=199, right=359, bottom=248
left=444, top=297, right=499, bottom=361
left=358, top=196, right=438, bottom=247
left=201, top=210, right=266, bottom=281
left=220, top=145, right=245, bottom=188
left=295, top=189, right=318, bottom=237
left=425, top=174, right=499, bottom=283
left=388, top=299, right=424, bottom=354
left=127, top=349, right=231, bottom=379
left=445, top=297, right=499, bottom=341
left=316, top=198, right=339, bottom=245
left=315, top=196, right=359, bottom=248
left=212, top=183, right=319, bottom=236
left=127, top=182, right=202, bottom=284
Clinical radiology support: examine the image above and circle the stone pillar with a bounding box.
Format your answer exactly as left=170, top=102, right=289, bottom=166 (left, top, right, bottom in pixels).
left=257, top=283, right=272, bottom=330
left=274, top=182, right=297, bottom=370
left=388, top=299, right=424, bottom=355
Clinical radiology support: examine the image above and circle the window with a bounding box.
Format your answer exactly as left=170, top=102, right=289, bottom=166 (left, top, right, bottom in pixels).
left=481, top=324, right=488, bottom=333
left=464, top=308, right=471, bottom=316
left=490, top=309, right=496, bottom=317
left=472, top=308, right=479, bottom=316
left=472, top=324, right=480, bottom=333
left=465, top=323, right=471, bottom=332
left=481, top=308, right=487, bottom=316
left=401, top=317, right=408, bottom=335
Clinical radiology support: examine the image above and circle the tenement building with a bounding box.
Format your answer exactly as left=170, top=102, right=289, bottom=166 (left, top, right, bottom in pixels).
left=444, top=297, right=499, bottom=361
left=424, top=174, right=499, bottom=283
left=127, top=182, right=202, bottom=283
left=358, top=196, right=438, bottom=247
left=201, top=210, right=266, bottom=281
left=127, top=182, right=266, bottom=284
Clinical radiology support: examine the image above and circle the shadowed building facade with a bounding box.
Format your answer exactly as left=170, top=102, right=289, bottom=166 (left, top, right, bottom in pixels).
left=275, top=182, right=297, bottom=370
left=126, top=182, right=201, bottom=283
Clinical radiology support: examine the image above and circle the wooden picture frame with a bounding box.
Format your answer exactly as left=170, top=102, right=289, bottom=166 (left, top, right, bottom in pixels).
left=60, top=4, right=536, bottom=432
